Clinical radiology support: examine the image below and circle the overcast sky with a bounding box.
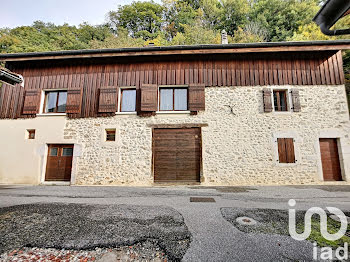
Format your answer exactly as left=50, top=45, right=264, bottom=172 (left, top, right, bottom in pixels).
left=1, top=0, right=142, bottom=28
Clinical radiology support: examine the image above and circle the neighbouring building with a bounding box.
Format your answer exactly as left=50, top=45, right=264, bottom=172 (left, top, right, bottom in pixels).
left=0, top=41, right=349, bottom=186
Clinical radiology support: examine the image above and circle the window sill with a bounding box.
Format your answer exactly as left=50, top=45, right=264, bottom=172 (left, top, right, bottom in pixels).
left=156, top=111, right=190, bottom=114
left=37, top=113, right=67, bottom=117
left=276, top=162, right=298, bottom=167
left=115, top=112, right=137, bottom=115
left=271, top=111, right=293, bottom=114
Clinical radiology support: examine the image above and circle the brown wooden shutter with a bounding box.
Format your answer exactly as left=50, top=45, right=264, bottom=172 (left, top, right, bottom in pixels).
left=285, top=138, right=296, bottom=163
left=277, top=138, right=295, bottom=163
left=291, top=89, right=301, bottom=112
left=263, top=88, right=273, bottom=112
left=141, top=84, right=157, bottom=111
left=188, top=83, right=205, bottom=111
left=66, top=88, right=83, bottom=114
left=22, top=90, right=40, bottom=115
left=98, top=87, right=118, bottom=113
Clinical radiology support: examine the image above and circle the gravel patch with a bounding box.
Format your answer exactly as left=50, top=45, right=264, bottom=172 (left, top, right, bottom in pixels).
left=221, top=208, right=306, bottom=235
left=0, top=203, right=191, bottom=261
left=221, top=207, right=350, bottom=236
left=0, top=241, right=167, bottom=262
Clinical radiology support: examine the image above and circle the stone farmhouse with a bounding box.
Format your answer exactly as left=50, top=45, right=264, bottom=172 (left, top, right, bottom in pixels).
left=0, top=40, right=349, bottom=186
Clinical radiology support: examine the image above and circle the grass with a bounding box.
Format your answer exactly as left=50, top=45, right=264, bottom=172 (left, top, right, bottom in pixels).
left=297, top=217, right=350, bottom=248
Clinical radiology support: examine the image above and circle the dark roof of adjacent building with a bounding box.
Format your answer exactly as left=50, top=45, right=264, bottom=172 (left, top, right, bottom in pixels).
left=0, top=40, right=350, bottom=62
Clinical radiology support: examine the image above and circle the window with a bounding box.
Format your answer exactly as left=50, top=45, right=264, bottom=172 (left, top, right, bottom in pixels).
left=44, top=90, right=67, bottom=113
left=277, top=138, right=295, bottom=163
left=62, top=147, right=73, bottom=156
left=159, top=87, right=188, bottom=111
left=49, top=147, right=58, bottom=156
left=273, top=90, right=288, bottom=112
left=27, top=129, right=35, bottom=139
left=106, top=129, right=116, bottom=142
left=120, top=89, right=136, bottom=112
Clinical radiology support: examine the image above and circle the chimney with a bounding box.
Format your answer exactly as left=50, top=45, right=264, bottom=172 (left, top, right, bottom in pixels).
left=221, top=30, right=228, bottom=44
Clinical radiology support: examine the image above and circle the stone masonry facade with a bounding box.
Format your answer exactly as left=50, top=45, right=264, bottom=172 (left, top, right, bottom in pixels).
left=64, top=85, right=350, bottom=186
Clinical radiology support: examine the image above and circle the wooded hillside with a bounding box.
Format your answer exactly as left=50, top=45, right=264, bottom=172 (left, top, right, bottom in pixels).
left=0, top=0, right=349, bottom=106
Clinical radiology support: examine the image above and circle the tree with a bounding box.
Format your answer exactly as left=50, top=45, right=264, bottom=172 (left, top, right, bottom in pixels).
left=287, top=23, right=335, bottom=41
left=218, top=0, right=250, bottom=35
left=163, top=0, right=199, bottom=39
left=200, top=0, right=222, bottom=29
left=201, top=0, right=250, bottom=35
left=77, top=23, right=111, bottom=44
left=231, top=25, right=266, bottom=43
left=181, top=0, right=201, bottom=9
left=107, top=1, right=164, bottom=40
left=0, top=0, right=349, bottom=55
left=250, top=0, right=319, bottom=41
left=0, top=21, right=115, bottom=53
left=89, top=28, right=144, bottom=49
left=287, top=15, right=350, bottom=41
left=170, top=23, right=221, bottom=45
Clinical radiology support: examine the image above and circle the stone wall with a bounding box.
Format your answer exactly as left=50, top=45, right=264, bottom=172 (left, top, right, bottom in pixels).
left=63, top=85, right=350, bottom=186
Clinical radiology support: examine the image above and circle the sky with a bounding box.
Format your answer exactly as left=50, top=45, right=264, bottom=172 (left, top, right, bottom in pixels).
left=0, top=0, right=140, bottom=28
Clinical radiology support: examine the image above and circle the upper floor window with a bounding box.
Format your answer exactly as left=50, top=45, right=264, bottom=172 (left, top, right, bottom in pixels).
left=159, top=87, right=188, bottom=111
left=273, top=90, right=288, bottom=112
left=44, top=90, right=67, bottom=113
left=120, top=88, right=136, bottom=112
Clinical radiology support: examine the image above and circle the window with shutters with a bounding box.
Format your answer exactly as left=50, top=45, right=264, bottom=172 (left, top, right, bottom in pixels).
left=273, top=90, right=288, bottom=112
left=264, top=88, right=300, bottom=113
left=119, top=88, right=136, bottom=112
left=159, top=87, right=188, bottom=111
left=277, top=138, right=296, bottom=164
left=43, top=90, right=67, bottom=113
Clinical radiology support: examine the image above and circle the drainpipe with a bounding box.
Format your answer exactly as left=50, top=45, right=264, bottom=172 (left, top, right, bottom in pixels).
left=313, top=0, right=350, bottom=36
left=320, top=23, right=350, bottom=36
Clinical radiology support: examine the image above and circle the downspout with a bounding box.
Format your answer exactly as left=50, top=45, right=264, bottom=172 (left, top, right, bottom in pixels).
left=320, top=23, right=350, bottom=36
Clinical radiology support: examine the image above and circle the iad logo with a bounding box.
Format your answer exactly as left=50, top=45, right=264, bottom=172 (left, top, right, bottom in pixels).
left=288, top=199, right=348, bottom=260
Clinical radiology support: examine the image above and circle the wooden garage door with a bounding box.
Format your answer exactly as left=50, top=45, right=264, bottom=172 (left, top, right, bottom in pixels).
left=153, top=128, right=201, bottom=182
left=319, top=138, right=342, bottom=181
left=45, top=144, right=74, bottom=181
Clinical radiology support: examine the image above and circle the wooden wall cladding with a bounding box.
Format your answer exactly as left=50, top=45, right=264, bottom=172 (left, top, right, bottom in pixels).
left=0, top=50, right=345, bottom=119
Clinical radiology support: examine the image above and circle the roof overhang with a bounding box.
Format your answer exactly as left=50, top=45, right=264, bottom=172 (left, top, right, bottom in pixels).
left=0, top=40, right=350, bottom=62
left=313, top=0, right=350, bottom=36
left=0, top=68, right=23, bottom=85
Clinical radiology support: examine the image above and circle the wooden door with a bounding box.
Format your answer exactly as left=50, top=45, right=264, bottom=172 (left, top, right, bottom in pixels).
left=319, top=139, right=342, bottom=181
left=45, top=144, right=74, bottom=181
left=153, top=128, right=201, bottom=182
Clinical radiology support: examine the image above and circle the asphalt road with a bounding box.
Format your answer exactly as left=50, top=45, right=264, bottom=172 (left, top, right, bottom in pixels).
left=0, top=185, right=349, bottom=261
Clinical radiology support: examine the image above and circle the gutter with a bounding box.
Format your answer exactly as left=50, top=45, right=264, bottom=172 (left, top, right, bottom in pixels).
left=319, top=23, right=350, bottom=36
left=0, top=69, right=23, bottom=85
left=313, top=0, right=350, bottom=36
